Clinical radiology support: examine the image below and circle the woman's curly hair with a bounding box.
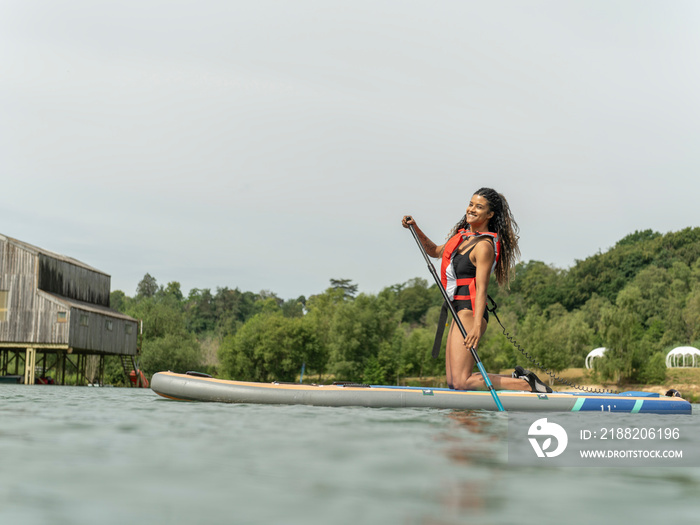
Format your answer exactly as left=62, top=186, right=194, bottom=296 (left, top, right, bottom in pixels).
left=447, top=187, right=520, bottom=286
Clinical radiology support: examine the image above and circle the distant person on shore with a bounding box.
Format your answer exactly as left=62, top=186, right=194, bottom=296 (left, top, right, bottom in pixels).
left=402, top=187, right=551, bottom=393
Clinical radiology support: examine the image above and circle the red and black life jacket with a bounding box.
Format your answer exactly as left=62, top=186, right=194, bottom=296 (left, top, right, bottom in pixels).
left=441, top=229, right=500, bottom=314
left=431, top=229, right=500, bottom=359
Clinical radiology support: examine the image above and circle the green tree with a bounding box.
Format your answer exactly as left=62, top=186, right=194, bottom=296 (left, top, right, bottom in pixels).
left=123, top=280, right=203, bottom=377
left=328, top=291, right=401, bottom=381
left=683, top=284, right=700, bottom=343
left=362, top=357, right=387, bottom=384
left=395, top=277, right=438, bottom=324
left=110, top=290, right=128, bottom=312
left=401, top=327, right=436, bottom=379
left=162, top=281, right=184, bottom=302
left=212, top=287, right=261, bottom=337
left=329, top=278, right=359, bottom=299
left=509, top=261, right=564, bottom=310
left=599, top=288, right=645, bottom=383
left=218, top=312, right=323, bottom=382
left=136, top=273, right=159, bottom=298
left=304, top=286, right=348, bottom=378
left=185, top=288, right=216, bottom=333
left=637, top=352, right=667, bottom=384
left=518, top=305, right=570, bottom=374
left=578, top=294, right=611, bottom=347
left=140, top=332, right=202, bottom=375
left=281, top=296, right=306, bottom=318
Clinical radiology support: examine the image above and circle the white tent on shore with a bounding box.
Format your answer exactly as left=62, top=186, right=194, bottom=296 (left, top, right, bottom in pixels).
left=585, top=347, right=607, bottom=369
left=665, top=346, right=700, bottom=368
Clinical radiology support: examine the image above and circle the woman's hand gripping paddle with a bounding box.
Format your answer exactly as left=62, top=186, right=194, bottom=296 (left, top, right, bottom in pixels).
left=406, top=218, right=505, bottom=412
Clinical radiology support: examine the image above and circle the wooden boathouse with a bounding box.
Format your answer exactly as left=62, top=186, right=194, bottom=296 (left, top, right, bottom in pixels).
left=0, top=233, right=141, bottom=386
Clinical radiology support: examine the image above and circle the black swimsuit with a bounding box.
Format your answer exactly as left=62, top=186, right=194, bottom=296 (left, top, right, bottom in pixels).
left=451, top=241, right=489, bottom=322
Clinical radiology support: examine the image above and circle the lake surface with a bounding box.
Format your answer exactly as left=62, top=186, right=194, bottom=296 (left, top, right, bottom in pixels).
left=1, top=385, right=699, bottom=524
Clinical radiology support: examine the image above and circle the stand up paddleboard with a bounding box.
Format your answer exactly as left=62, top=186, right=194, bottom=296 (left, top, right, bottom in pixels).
left=151, top=372, right=692, bottom=414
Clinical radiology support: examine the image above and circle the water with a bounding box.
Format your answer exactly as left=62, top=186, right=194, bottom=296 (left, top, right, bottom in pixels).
left=1, top=385, right=699, bottom=525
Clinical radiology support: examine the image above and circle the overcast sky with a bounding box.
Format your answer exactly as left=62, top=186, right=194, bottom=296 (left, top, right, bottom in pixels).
left=3, top=1, right=699, bottom=300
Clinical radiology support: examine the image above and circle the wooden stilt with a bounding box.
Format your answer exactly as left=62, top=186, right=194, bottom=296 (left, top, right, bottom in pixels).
left=24, top=347, right=36, bottom=385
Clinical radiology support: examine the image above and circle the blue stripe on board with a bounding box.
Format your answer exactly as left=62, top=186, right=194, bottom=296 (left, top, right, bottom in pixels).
left=576, top=397, right=691, bottom=414
left=636, top=399, right=692, bottom=414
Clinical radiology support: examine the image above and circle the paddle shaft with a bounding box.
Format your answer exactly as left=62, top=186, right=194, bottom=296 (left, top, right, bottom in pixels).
left=407, top=221, right=505, bottom=411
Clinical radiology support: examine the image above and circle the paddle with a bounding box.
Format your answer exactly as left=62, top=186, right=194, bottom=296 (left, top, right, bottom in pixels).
left=406, top=219, right=506, bottom=412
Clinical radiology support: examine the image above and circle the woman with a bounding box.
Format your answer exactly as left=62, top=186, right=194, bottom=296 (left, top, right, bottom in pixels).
left=402, top=188, right=551, bottom=393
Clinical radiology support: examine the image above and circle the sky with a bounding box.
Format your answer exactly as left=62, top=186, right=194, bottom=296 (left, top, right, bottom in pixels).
left=3, top=1, right=699, bottom=300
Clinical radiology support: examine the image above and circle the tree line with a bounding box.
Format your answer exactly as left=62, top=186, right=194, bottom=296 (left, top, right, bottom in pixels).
left=109, top=227, right=700, bottom=386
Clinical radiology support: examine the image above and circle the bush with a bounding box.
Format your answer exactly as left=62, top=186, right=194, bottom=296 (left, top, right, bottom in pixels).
left=637, top=352, right=667, bottom=384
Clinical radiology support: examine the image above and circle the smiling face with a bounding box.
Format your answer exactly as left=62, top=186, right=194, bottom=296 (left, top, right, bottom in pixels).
left=466, top=194, right=494, bottom=231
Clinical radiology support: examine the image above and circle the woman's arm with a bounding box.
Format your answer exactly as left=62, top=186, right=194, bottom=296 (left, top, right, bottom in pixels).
left=401, top=216, right=445, bottom=258
left=462, top=240, right=496, bottom=350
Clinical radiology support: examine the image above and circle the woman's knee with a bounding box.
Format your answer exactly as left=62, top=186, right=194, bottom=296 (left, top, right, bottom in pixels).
left=453, top=374, right=483, bottom=391
left=452, top=379, right=469, bottom=391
